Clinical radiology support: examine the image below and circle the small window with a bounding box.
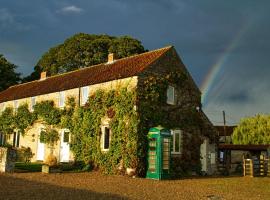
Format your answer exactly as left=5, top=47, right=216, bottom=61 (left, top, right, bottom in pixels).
left=40, top=129, right=45, bottom=143
left=31, top=97, right=36, bottom=111
left=0, top=132, right=5, bottom=146
left=81, top=86, right=89, bottom=105
left=101, top=126, right=111, bottom=151
left=166, top=85, right=175, bottom=105
left=12, top=131, right=20, bottom=148
left=14, top=100, right=19, bottom=112
left=172, top=130, right=182, bottom=154
left=63, top=131, right=70, bottom=143
left=59, top=91, right=65, bottom=107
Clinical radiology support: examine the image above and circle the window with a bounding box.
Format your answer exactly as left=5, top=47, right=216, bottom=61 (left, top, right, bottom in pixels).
left=171, top=130, right=182, bottom=154
left=59, top=91, right=65, bottom=108
left=0, top=132, right=5, bottom=146
left=13, top=131, right=20, bottom=148
left=81, top=86, right=89, bottom=105
left=101, top=125, right=111, bottom=151
left=63, top=131, right=70, bottom=143
left=31, top=97, right=36, bottom=111
left=14, top=100, right=19, bottom=112
left=166, top=85, right=175, bottom=105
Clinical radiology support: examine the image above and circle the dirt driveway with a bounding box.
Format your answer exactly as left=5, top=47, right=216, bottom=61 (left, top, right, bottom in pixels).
left=0, top=172, right=269, bottom=200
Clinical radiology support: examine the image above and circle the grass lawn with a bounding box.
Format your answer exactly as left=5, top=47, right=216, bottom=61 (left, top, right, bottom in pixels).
left=15, top=162, right=43, bottom=172
left=14, top=162, right=85, bottom=172
left=0, top=172, right=269, bottom=200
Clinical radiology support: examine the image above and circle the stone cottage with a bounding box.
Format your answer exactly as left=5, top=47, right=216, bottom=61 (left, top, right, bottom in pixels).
left=0, top=46, right=217, bottom=176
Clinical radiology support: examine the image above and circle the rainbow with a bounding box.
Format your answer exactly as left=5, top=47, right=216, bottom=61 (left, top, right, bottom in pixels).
left=200, top=21, right=251, bottom=106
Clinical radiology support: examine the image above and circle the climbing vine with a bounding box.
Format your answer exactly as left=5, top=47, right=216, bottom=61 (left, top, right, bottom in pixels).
left=70, top=89, right=139, bottom=174
left=0, top=69, right=217, bottom=177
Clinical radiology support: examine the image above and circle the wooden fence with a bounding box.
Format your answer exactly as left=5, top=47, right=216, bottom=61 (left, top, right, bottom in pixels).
left=243, top=156, right=269, bottom=177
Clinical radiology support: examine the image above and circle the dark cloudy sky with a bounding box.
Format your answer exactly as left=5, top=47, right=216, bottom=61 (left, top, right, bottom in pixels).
left=1, top=0, right=270, bottom=125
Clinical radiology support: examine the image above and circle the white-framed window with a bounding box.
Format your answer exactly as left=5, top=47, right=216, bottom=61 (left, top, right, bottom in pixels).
left=81, top=86, right=89, bottom=105
left=166, top=85, right=175, bottom=105
left=14, top=100, right=19, bottom=112
left=171, top=129, right=182, bottom=154
left=101, top=125, right=111, bottom=151
left=13, top=131, right=20, bottom=148
left=59, top=91, right=65, bottom=108
left=31, top=97, right=36, bottom=111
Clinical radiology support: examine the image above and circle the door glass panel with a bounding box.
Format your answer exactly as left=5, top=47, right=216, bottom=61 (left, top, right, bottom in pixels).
left=63, top=132, right=69, bottom=143
left=163, top=138, right=170, bottom=170
left=149, top=138, right=156, bottom=172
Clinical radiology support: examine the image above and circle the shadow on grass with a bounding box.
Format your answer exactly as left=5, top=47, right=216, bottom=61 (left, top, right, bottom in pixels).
left=0, top=174, right=128, bottom=200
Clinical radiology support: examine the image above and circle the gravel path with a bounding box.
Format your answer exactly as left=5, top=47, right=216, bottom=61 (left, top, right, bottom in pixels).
left=0, top=172, right=269, bottom=200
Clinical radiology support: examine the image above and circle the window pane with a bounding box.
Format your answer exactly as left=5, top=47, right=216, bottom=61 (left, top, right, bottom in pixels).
left=82, top=87, right=89, bottom=105
left=64, top=132, right=69, bottom=143
left=40, top=131, right=45, bottom=143
left=16, top=132, right=20, bottom=147
left=104, top=127, right=110, bottom=149
left=163, top=138, right=170, bottom=169
left=59, top=92, right=65, bottom=107
left=167, top=86, right=174, bottom=104
left=13, top=132, right=17, bottom=147
left=174, top=132, right=180, bottom=153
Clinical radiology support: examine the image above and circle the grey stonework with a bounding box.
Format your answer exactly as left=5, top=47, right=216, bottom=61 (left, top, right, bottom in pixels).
left=137, top=47, right=217, bottom=175
left=0, top=147, right=16, bottom=173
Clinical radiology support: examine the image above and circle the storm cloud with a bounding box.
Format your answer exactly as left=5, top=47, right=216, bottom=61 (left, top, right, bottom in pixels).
left=0, top=0, right=270, bottom=124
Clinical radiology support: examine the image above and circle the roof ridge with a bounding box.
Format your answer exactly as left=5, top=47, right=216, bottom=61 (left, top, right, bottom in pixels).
left=9, top=46, right=173, bottom=89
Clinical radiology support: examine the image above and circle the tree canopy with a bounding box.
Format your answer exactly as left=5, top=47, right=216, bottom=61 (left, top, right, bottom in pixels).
left=232, top=114, right=270, bottom=144
left=0, top=54, right=21, bottom=91
left=24, top=33, right=146, bottom=81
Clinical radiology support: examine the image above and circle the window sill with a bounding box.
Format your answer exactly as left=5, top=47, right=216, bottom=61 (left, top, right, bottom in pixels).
left=166, top=102, right=176, bottom=105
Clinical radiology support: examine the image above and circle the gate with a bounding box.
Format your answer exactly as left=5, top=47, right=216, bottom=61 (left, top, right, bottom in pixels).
left=243, top=156, right=269, bottom=177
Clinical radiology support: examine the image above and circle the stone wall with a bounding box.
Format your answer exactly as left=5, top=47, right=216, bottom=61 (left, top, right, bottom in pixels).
left=0, top=147, right=16, bottom=172
left=4, top=76, right=138, bottom=163
left=137, top=47, right=217, bottom=175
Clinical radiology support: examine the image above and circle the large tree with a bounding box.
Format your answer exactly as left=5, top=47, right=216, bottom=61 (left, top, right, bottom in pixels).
left=232, top=114, right=270, bottom=144
left=24, top=33, right=146, bottom=81
left=0, top=54, right=21, bottom=91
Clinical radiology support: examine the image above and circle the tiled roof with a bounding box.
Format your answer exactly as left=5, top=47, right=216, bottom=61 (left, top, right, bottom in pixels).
left=0, top=46, right=172, bottom=103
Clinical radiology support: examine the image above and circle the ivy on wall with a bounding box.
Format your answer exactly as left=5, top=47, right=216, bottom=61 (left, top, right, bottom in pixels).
left=0, top=107, right=15, bottom=135
left=0, top=70, right=217, bottom=177
left=70, top=89, right=139, bottom=174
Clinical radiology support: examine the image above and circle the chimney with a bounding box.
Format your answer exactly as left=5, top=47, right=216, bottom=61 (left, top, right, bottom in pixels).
left=107, top=53, right=115, bottom=63
left=40, top=72, right=47, bottom=80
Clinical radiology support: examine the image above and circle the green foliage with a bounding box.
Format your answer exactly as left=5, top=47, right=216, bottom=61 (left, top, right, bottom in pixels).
left=60, top=97, right=76, bottom=129
left=70, top=89, right=139, bottom=174
left=16, top=146, right=34, bottom=162
left=34, top=101, right=61, bottom=125
left=15, top=162, right=42, bottom=172
left=232, top=114, right=270, bottom=144
left=15, top=104, right=37, bottom=135
left=0, top=54, right=21, bottom=91
left=40, top=127, right=59, bottom=147
left=24, top=33, right=145, bottom=81
left=0, top=107, right=15, bottom=135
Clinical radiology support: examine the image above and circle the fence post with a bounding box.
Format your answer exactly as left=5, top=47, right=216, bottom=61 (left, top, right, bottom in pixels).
left=250, top=159, right=254, bottom=177
left=243, top=156, right=246, bottom=177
